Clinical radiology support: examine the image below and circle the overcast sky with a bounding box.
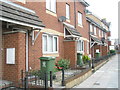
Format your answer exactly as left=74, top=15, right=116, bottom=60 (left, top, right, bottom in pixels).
left=85, top=0, right=119, bottom=40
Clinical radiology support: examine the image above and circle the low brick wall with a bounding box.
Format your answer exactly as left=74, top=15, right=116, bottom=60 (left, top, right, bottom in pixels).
left=64, top=59, right=109, bottom=88
left=64, top=68, right=92, bottom=88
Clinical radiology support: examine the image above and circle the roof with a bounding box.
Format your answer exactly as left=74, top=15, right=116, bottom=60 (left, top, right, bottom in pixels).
left=90, top=35, right=102, bottom=44
left=101, top=19, right=111, bottom=27
left=86, top=17, right=108, bottom=32
left=79, top=0, right=89, bottom=7
left=64, top=25, right=82, bottom=37
left=0, top=1, right=45, bottom=29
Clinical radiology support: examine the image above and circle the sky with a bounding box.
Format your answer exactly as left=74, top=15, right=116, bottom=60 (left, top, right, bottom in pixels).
left=85, top=0, right=119, bottom=40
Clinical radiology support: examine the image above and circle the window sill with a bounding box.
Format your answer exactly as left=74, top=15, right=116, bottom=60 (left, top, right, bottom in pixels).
left=78, top=24, right=83, bottom=28
left=43, top=53, right=59, bottom=57
left=16, top=0, right=26, bottom=4
left=66, top=19, right=70, bottom=23
left=77, top=51, right=84, bottom=54
left=43, top=52, right=58, bottom=54
left=46, top=9, right=57, bottom=17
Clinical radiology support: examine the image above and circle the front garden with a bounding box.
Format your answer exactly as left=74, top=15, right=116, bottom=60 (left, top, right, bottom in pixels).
left=19, top=51, right=116, bottom=89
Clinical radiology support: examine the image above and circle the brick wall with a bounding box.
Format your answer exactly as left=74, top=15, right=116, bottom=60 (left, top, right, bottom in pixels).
left=0, top=23, right=2, bottom=80
left=64, top=41, right=77, bottom=68
left=2, top=32, right=26, bottom=82
left=2, top=1, right=90, bottom=81
left=13, top=1, right=89, bottom=56
left=107, top=31, right=111, bottom=37
left=28, top=32, right=42, bottom=71
left=101, top=46, right=108, bottom=56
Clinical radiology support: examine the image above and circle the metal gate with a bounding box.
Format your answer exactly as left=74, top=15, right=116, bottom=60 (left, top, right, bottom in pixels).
left=21, top=70, right=53, bottom=89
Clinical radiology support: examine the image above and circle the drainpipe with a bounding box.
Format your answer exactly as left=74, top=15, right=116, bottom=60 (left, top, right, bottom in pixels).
left=74, top=0, right=76, bottom=28
left=26, top=31, right=29, bottom=71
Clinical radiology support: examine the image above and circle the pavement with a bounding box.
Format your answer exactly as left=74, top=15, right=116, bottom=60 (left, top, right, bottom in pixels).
left=73, top=54, right=118, bottom=88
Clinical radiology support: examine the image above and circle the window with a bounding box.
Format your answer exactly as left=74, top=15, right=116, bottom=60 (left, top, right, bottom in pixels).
left=87, top=42, right=89, bottom=54
left=105, top=33, right=107, bottom=39
left=78, top=12, right=82, bottom=25
left=42, top=34, right=58, bottom=53
left=6, top=48, right=15, bottom=64
left=99, top=29, right=101, bottom=37
left=94, top=26, right=97, bottom=35
left=102, top=31, right=104, bottom=37
left=90, top=24, right=93, bottom=32
left=66, top=4, right=70, bottom=19
left=77, top=40, right=84, bottom=52
left=43, top=35, right=47, bottom=52
left=46, top=0, right=56, bottom=13
left=53, top=37, right=58, bottom=52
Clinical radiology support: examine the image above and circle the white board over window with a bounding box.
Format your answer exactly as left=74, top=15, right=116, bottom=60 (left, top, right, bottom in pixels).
left=6, top=48, right=15, bottom=64
left=96, top=49, right=99, bottom=53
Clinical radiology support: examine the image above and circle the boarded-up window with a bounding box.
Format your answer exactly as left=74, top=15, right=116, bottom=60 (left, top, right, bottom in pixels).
left=6, top=48, right=15, bottom=64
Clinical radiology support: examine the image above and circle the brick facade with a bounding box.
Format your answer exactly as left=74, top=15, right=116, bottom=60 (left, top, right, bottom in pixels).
left=2, top=32, right=26, bottom=82
left=101, top=46, right=108, bottom=56
left=86, top=14, right=110, bottom=58
left=64, top=40, right=77, bottom=68
left=1, top=0, right=111, bottom=82
left=0, top=22, right=2, bottom=80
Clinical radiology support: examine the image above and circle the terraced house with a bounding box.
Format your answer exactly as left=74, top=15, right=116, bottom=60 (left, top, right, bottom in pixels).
left=86, top=13, right=111, bottom=58
left=0, top=0, right=111, bottom=83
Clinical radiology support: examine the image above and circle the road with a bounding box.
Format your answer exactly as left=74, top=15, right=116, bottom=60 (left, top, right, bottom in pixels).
left=74, top=54, right=118, bottom=88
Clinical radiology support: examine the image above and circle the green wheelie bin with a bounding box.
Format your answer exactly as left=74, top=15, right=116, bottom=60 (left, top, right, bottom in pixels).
left=39, top=57, right=56, bottom=80
left=95, top=52, right=100, bottom=59
left=77, top=53, right=83, bottom=67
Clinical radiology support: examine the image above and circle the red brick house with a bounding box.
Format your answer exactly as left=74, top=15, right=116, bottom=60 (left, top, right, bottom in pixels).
left=1, top=0, right=45, bottom=82
left=0, top=0, right=111, bottom=83
left=86, top=13, right=111, bottom=58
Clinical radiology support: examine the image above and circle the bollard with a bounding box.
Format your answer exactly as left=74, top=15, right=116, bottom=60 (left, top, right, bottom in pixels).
left=45, top=72, right=48, bottom=90
left=21, top=70, right=24, bottom=88
left=61, top=68, right=65, bottom=86
left=92, top=58, right=94, bottom=69
left=24, top=71, right=28, bottom=90
left=50, top=71, right=53, bottom=87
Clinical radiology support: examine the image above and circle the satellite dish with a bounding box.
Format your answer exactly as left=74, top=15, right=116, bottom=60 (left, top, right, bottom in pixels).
left=58, top=16, right=66, bottom=22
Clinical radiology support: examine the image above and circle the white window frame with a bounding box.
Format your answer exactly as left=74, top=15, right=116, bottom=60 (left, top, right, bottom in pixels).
left=90, top=24, right=93, bottom=32
left=46, top=0, right=56, bottom=13
left=16, top=0, right=25, bottom=3
left=87, top=42, right=89, bottom=54
left=77, top=40, right=84, bottom=53
left=42, top=34, right=48, bottom=52
left=66, top=3, right=70, bottom=20
left=99, top=29, right=101, bottom=37
left=53, top=36, right=58, bottom=52
left=105, top=33, right=107, bottom=39
left=94, top=26, right=97, bottom=35
left=102, top=31, right=104, bottom=37
left=78, top=12, right=83, bottom=26
left=42, top=34, right=58, bottom=54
